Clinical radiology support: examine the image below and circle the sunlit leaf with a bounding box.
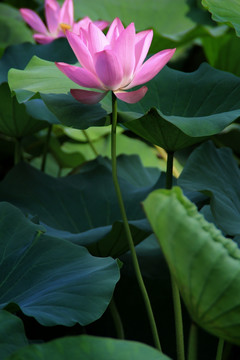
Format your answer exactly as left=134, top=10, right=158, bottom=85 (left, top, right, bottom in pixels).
left=8, top=56, right=78, bottom=102
left=202, top=30, right=240, bottom=76
left=6, top=335, right=171, bottom=360
left=202, top=0, right=240, bottom=36
left=144, top=187, right=240, bottom=344
left=0, top=38, right=76, bottom=84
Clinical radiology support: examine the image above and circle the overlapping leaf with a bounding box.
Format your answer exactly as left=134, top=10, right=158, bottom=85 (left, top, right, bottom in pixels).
left=8, top=56, right=79, bottom=103
left=0, top=83, right=49, bottom=138
left=0, top=156, right=162, bottom=257
left=0, top=202, right=119, bottom=326
left=9, top=59, right=240, bottom=142
left=0, top=38, right=76, bottom=84
left=202, top=0, right=240, bottom=36
left=74, top=0, right=218, bottom=53
left=0, top=311, right=28, bottom=359
left=202, top=30, right=240, bottom=76
left=8, top=57, right=109, bottom=127
left=6, top=335, right=171, bottom=360
left=117, top=63, right=240, bottom=151
left=144, top=187, right=240, bottom=344
left=178, top=141, right=240, bottom=236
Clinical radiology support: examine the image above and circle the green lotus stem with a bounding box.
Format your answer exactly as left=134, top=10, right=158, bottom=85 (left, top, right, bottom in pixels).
left=166, top=150, right=185, bottom=360
left=165, top=151, right=174, bottom=189
left=14, top=138, right=22, bottom=165
left=171, top=275, right=185, bottom=360
left=82, top=129, right=99, bottom=157
left=111, top=92, right=161, bottom=351
left=187, top=323, right=198, bottom=360
left=216, top=338, right=224, bottom=360
left=41, top=124, right=52, bottom=172
left=109, top=297, right=125, bottom=339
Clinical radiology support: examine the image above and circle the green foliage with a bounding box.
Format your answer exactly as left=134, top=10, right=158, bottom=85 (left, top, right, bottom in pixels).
left=0, top=38, right=76, bottom=84
left=202, top=0, right=240, bottom=36
left=202, top=30, right=240, bottom=76
left=144, top=187, right=240, bottom=344
left=0, top=4, right=33, bottom=51
left=0, top=311, right=28, bottom=359
left=179, top=141, right=240, bottom=236
left=6, top=335, right=171, bottom=360
left=0, top=156, right=162, bottom=257
left=0, top=202, right=120, bottom=326
left=8, top=56, right=79, bottom=102
left=2, top=0, right=240, bottom=358
left=0, top=83, right=48, bottom=138
left=118, top=63, right=240, bottom=151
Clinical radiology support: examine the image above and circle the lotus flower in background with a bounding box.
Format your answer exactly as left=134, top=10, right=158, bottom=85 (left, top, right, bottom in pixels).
left=55, top=18, right=176, bottom=104
left=20, top=0, right=109, bottom=44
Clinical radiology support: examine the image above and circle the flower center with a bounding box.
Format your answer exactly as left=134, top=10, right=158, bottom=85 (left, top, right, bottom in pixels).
left=60, top=23, right=72, bottom=34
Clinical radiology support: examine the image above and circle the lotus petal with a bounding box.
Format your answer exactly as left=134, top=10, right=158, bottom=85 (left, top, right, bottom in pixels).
left=115, top=86, right=148, bottom=103
left=20, top=8, right=48, bottom=34
left=71, top=89, right=107, bottom=104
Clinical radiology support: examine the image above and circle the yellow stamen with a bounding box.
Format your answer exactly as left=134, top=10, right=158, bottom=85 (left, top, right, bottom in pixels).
left=60, top=23, right=71, bottom=34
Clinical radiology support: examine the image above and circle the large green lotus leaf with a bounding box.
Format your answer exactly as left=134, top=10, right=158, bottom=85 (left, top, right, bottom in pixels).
left=0, top=4, right=33, bottom=50
left=143, top=186, right=240, bottom=344
left=0, top=83, right=48, bottom=138
left=8, top=57, right=109, bottom=127
left=116, top=63, right=240, bottom=151
left=6, top=335, right=171, bottom=360
left=8, top=56, right=81, bottom=103
left=24, top=98, right=60, bottom=124
left=202, top=0, right=240, bottom=36
left=0, top=201, right=119, bottom=326
left=213, top=124, right=240, bottom=156
left=178, top=141, right=240, bottom=236
left=44, top=219, right=151, bottom=258
left=40, top=93, right=110, bottom=129
left=0, top=156, right=163, bottom=257
left=75, top=0, right=212, bottom=41
left=202, top=30, right=240, bottom=76
left=0, top=38, right=76, bottom=84
left=73, top=0, right=226, bottom=55
left=151, top=24, right=227, bottom=54
left=0, top=310, right=28, bottom=359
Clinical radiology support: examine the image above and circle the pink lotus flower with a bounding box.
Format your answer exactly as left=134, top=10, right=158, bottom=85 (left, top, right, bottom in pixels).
left=55, top=18, right=175, bottom=104
left=20, top=0, right=109, bottom=44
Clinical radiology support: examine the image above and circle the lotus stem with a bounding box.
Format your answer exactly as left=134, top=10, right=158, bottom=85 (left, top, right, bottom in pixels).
left=155, top=145, right=179, bottom=178
left=165, top=151, right=174, bottom=189
left=216, top=338, right=224, bottom=360
left=187, top=323, right=198, bottom=360
left=109, top=297, right=125, bottom=339
left=166, top=150, right=185, bottom=360
left=82, top=129, right=99, bottom=157
left=41, top=124, right=52, bottom=172
left=14, top=138, right=22, bottom=165
left=111, top=92, right=162, bottom=351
